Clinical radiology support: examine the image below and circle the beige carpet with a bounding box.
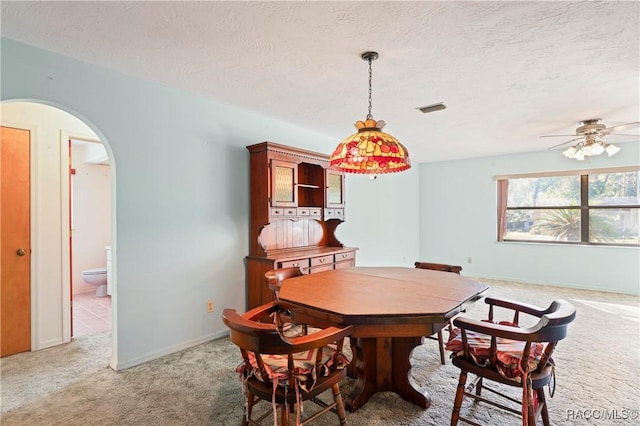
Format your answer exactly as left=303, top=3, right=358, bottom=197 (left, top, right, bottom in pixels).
left=1, top=279, right=639, bottom=425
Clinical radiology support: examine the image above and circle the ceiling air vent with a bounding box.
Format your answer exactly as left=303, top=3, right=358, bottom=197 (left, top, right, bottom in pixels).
left=417, top=102, right=446, bottom=114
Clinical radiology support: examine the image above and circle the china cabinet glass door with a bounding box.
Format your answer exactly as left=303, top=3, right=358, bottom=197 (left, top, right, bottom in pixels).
left=271, top=159, right=297, bottom=207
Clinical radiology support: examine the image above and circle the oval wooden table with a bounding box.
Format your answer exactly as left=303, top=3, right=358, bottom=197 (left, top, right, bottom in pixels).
left=277, top=266, right=489, bottom=412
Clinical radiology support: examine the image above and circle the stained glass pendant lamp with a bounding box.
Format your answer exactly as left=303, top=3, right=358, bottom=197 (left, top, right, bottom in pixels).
left=329, top=52, right=411, bottom=175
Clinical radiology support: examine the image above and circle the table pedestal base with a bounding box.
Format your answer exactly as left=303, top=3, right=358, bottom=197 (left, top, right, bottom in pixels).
left=346, top=336, right=430, bottom=412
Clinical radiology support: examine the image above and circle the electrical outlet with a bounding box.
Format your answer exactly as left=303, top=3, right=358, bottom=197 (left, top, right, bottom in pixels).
left=207, top=300, right=214, bottom=313
left=467, top=257, right=472, bottom=264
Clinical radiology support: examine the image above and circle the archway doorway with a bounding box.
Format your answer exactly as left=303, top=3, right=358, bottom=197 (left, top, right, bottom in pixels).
left=0, top=101, right=116, bottom=361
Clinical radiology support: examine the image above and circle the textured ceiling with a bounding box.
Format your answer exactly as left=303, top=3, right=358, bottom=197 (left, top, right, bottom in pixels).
left=2, top=1, right=639, bottom=163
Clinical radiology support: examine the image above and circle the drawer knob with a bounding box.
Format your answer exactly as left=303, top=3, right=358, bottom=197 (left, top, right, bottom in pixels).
left=319, top=258, right=325, bottom=263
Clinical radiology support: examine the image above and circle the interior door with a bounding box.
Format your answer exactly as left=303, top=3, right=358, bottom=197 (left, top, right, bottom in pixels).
left=1, top=126, right=31, bottom=357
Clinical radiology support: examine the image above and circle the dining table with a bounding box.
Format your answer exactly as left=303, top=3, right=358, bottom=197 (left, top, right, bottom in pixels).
left=277, top=266, right=489, bottom=412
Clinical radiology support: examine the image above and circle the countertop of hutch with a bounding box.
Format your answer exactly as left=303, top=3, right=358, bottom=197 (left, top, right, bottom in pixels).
left=246, top=246, right=358, bottom=262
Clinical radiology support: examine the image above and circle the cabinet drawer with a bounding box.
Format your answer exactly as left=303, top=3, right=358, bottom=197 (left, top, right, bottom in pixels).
left=334, top=259, right=355, bottom=269
left=283, top=208, right=297, bottom=217
left=309, top=208, right=322, bottom=218
left=324, top=208, right=345, bottom=220
left=297, top=208, right=310, bottom=216
left=334, top=251, right=355, bottom=262
left=270, top=208, right=284, bottom=217
left=310, top=254, right=334, bottom=267
left=278, top=259, right=310, bottom=270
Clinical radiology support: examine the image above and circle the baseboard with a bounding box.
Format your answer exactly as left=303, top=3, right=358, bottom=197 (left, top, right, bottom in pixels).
left=36, top=337, right=66, bottom=351
left=469, top=273, right=639, bottom=296
left=111, top=330, right=229, bottom=371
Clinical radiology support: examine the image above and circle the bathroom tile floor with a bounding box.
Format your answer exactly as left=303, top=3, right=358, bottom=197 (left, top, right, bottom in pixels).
left=72, top=292, right=112, bottom=338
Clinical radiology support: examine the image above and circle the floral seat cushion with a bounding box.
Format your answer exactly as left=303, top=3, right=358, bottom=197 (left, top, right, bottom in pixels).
left=445, top=322, right=545, bottom=382
left=236, top=345, right=350, bottom=426
left=243, top=345, right=349, bottom=391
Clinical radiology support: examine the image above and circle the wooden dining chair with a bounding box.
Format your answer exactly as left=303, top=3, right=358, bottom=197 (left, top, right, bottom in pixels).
left=223, top=302, right=353, bottom=426
left=414, top=261, right=463, bottom=364
left=414, top=261, right=463, bottom=275
left=265, top=267, right=305, bottom=300
left=447, top=297, right=576, bottom=426
left=265, top=267, right=306, bottom=335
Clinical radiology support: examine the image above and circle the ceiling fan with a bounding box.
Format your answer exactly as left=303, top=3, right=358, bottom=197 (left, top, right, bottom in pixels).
left=541, top=118, right=640, bottom=160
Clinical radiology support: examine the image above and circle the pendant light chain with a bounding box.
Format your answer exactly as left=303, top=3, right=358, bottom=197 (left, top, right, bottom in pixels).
left=366, top=56, right=373, bottom=120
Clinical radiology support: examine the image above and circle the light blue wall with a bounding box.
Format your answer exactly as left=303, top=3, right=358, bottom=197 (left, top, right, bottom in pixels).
left=1, top=38, right=334, bottom=368
left=419, top=147, right=640, bottom=295
left=338, top=167, right=420, bottom=267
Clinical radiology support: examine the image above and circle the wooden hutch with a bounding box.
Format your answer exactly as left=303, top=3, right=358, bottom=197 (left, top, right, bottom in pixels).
left=245, top=142, right=357, bottom=309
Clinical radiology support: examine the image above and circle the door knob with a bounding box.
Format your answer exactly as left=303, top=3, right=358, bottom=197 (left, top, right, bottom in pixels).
left=16, top=248, right=26, bottom=256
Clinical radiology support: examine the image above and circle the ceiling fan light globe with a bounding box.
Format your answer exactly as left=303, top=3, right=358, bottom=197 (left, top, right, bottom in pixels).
left=587, top=143, right=605, bottom=156
left=605, top=144, right=621, bottom=156
left=574, top=150, right=585, bottom=160
left=563, top=146, right=577, bottom=158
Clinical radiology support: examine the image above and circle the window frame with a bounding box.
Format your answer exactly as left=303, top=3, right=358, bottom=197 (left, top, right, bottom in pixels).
left=497, top=166, right=640, bottom=247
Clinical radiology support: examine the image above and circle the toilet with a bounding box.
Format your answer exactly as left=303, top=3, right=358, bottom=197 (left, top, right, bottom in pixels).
left=82, top=268, right=108, bottom=297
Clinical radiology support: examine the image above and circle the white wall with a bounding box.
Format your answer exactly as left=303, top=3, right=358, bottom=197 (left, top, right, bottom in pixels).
left=1, top=38, right=335, bottom=369
left=0, top=102, right=99, bottom=349
left=418, top=146, right=640, bottom=295
left=71, top=142, right=111, bottom=294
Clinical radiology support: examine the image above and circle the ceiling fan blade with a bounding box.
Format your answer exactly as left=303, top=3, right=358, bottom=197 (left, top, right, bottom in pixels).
left=539, top=134, right=577, bottom=138
left=606, top=133, right=640, bottom=137
left=604, top=121, right=640, bottom=132
left=546, top=136, right=584, bottom=150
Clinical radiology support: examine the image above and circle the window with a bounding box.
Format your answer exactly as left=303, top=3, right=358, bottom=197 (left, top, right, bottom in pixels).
left=497, top=168, right=639, bottom=246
